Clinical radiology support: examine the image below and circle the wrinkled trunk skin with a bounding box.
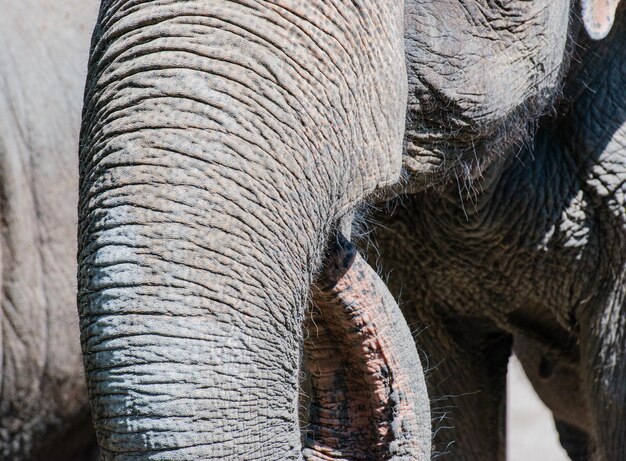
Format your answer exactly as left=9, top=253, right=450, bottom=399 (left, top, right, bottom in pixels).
left=304, top=234, right=430, bottom=460
left=78, top=1, right=424, bottom=459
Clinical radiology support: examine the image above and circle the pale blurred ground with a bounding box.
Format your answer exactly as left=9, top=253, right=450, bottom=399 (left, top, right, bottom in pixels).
left=507, top=356, right=570, bottom=461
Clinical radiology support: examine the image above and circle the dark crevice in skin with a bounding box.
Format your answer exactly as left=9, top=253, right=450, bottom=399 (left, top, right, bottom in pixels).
left=303, top=233, right=429, bottom=461
left=401, top=78, right=568, bottom=195
left=503, top=310, right=579, bottom=365
left=555, top=420, right=591, bottom=461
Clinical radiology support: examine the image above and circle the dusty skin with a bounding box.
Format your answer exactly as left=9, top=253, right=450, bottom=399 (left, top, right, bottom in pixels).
left=1, top=0, right=623, bottom=459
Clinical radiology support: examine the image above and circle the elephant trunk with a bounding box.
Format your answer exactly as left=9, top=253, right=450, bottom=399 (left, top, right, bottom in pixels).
left=304, top=234, right=431, bottom=460
left=78, top=107, right=327, bottom=459
left=78, top=1, right=422, bottom=459
left=78, top=132, right=324, bottom=459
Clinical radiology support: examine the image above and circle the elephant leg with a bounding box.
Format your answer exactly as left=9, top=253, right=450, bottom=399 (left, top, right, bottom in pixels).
left=304, top=233, right=431, bottom=461
left=412, top=312, right=512, bottom=461
left=578, top=278, right=626, bottom=461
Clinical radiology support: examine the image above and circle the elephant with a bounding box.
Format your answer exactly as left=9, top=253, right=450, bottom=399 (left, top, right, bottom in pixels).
left=369, top=6, right=626, bottom=461
left=0, top=1, right=100, bottom=459
left=77, top=0, right=622, bottom=459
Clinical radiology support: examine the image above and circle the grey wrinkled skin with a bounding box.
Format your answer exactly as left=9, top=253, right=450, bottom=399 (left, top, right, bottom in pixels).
left=79, top=1, right=414, bottom=460
left=402, top=0, right=572, bottom=185
left=78, top=0, right=620, bottom=460
left=369, top=6, right=626, bottom=461
left=0, top=1, right=100, bottom=460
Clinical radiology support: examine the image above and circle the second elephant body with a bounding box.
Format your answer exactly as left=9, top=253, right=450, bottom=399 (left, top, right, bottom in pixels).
left=370, top=13, right=626, bottom=461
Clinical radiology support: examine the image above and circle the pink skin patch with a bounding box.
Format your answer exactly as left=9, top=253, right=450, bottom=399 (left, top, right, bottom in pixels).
left=303, top=235, right=428, bottom=461
left=581, top=0, right=622, bottom=40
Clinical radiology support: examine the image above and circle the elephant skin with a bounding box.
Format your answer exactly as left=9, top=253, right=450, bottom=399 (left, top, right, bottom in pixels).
left=369, top=5, right=626, bottom=461
left=78, top=1, right=423, bottom=459
left=78, top=0, right=624, bottom=460
left=0, top=1, right=100, bottom=460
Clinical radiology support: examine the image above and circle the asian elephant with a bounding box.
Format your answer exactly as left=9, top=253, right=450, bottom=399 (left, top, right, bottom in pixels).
left=370, top=5, right=626, bottom=461
left=78, top=0, right=623, bottom=460
left=0, top=1, right=99, bottom=460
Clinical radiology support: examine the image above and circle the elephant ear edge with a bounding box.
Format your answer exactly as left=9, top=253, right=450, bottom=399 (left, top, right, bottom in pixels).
left=581, top=0, right=622, bottom=40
